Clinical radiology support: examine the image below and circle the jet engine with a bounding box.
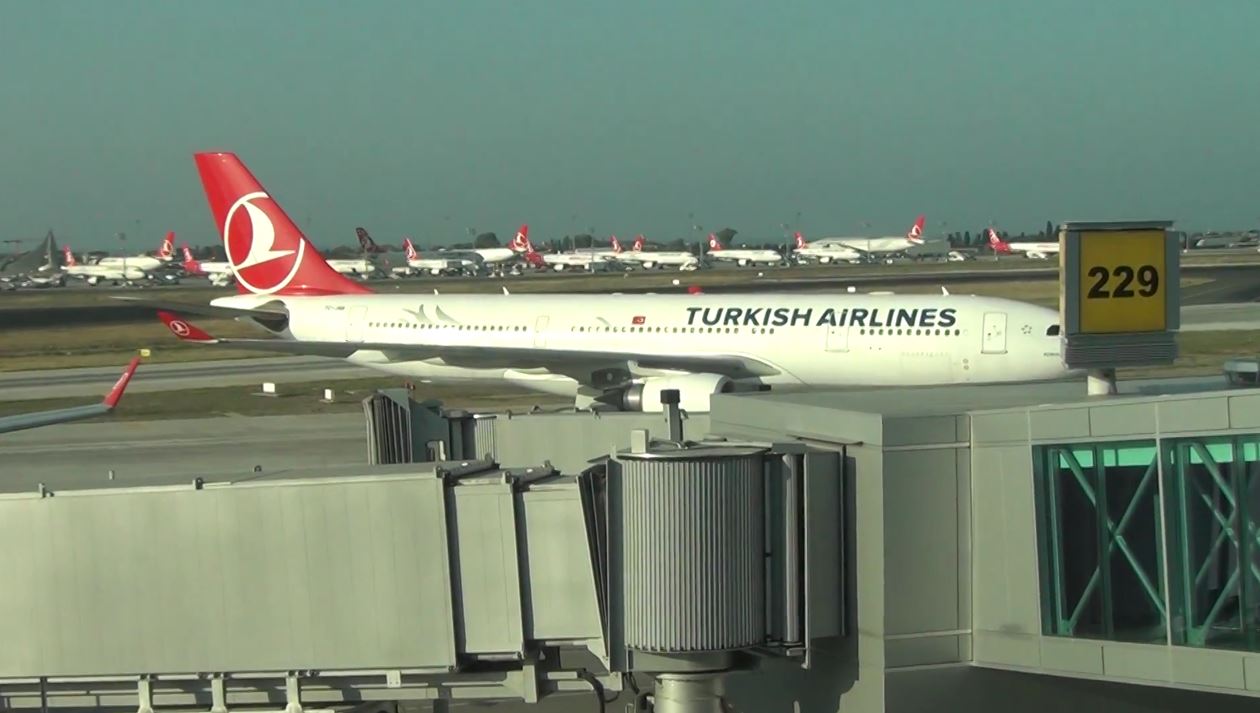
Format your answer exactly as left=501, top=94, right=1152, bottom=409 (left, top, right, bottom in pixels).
left=617, top=373, right=734, bottom=412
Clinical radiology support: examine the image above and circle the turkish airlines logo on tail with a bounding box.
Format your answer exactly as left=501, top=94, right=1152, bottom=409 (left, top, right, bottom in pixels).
left=223, top=191, right=304, bottom=295
left=907, top=215, right=926, bottom=244
left=509, top=225, right=532, bottom=253
left=159, top=232, right=174, bottom=259
left=633, top=235, right=645, bottom=252
left=707, top=234, right=723, bottom=251
left=167, top=319, right=192, bottom=337
left=62, top=245, right=77, bottom=267
left=403, top=238, right=418, bottom=260
left=611, top=235, right=622, bottom=253
left=794, top=232, right=807, bottom=249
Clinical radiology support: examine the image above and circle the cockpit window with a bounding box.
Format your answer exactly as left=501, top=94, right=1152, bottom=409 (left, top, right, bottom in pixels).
left=1046, top=324, right=1060, bottom=336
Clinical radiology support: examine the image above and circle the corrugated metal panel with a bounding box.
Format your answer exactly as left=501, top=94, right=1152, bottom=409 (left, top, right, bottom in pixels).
left=363, top=393, right=413, bottom=464
left=0, top=476, right=458, bottom=677
left=619, top=452, right=764, bottom=652
left=473, top=416, right=497, bottom=461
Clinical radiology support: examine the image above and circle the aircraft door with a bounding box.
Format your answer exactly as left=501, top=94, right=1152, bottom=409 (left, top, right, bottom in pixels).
left=345, top=307, right=368, bottom=342
left=825, top=325, right=848, bottom=352
left=981, top=312, right=1007, bottom=354
left=534, top=316, right=550, bottom=348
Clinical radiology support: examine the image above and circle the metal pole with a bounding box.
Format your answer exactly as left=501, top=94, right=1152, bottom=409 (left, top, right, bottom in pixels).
left=653, top=674, right=725, bottom=713
left=661, top=389, right=683, bottom=441
left=782, top=453, right=802, bottom=645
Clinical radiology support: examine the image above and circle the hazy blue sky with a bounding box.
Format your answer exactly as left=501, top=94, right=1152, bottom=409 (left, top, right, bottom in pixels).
left=1, top=0, right=1257, bottom=251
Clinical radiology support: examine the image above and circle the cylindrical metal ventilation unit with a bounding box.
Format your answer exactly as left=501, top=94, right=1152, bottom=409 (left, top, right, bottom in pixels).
left=617, top=445, right=765, bottom=652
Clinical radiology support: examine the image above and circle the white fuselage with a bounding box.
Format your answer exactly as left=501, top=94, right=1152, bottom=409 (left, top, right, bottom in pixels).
left=190, top=260, right=234, bottom=285
left=327, top=259, right=377, bottom=276
left=1006, top=243, right=1060, bottom=259
left=467, top=247, right=520, bottom=265
left=707, top=248, right=783, bottom=266
left=793, top=245, right=863, bottom=264
left=541, top=252, right=616, bottom=270
left=66, top=264, right=147, bottom=282
left=811, top=236, right=917, bottom=254
left=623, top=250, right=700, bottom=269
left=97, top=255, right=166, bottom=271
left=193, top=260, right=232, bottom=275
left=211, top=292, right=1072, bottom=397
left=395, top=256, right=464, bottom=276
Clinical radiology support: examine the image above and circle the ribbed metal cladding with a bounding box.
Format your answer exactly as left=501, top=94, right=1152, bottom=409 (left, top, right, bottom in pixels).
left=619, top=450, right=765, bottom=652
left=472, top=416, right=497, bottom=461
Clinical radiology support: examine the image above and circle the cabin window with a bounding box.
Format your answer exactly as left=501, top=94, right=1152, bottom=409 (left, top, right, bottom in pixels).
left=1046, top=324, right=1061, bottom=336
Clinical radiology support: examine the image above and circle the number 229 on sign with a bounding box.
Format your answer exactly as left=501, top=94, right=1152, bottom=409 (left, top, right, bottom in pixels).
left=1078, top=231, right=1166, bottom=333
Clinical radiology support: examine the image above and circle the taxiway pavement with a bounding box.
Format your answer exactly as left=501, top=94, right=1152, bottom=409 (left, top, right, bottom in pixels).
left=0, top=413, right=366, bottom=488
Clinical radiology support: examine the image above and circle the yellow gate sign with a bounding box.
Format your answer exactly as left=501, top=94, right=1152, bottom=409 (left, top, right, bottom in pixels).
left=1077, top=229, right=1167, bottom=333
left=1059, top=220, right=1178, bottom=369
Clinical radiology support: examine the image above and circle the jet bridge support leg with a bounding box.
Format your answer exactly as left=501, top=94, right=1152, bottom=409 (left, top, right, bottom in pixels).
left=652, top=675, right=725, bottom=713
left=1087, top=368, right=1118, bottom=395
left=284, top=675, right=303, bottom=713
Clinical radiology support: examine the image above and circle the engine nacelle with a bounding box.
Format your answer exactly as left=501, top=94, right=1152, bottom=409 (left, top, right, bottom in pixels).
left=619, top=373, right=734, bottom=413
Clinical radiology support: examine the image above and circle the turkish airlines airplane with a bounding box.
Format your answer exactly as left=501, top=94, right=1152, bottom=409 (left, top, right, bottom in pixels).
left=62, top=246, right=148, bottom=284
left=0, top=358, right=139, bottom=434
left=704, top=234, right=784, bottom=267
left=811, top=215, right=927, bottom=255
left=987, top=228, right=1060, bottom=259
left=791, top=232, right=862, bottom=264
left=529, top=231, right=621, bottom=271
left=620, top=235, right=700, bottom=271
left=97, top=232, right=176, bottom=271
left=150, top=152, right=1075, bottom=413
left=431, top=226, right=539, bottom=274
left=395, top=238, right=467, bottom=276
left=181, top=244, right=234, bottom=286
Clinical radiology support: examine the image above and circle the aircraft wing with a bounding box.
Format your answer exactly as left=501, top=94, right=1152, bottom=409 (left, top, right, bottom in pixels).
left=0, top=357, right=140, bottom=435
left=156, top=312, right=779, bottom=382
left=111, top=296, right=288, bottom=320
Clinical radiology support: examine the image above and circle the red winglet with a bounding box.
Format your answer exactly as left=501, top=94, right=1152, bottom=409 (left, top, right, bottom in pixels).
left=158, top=310, right=216, bottom=342
left=103, top=357, right=141, bottom=409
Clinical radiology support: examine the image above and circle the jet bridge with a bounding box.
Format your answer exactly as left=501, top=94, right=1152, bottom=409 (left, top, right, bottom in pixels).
left=0, top=419, right=843, bottom=713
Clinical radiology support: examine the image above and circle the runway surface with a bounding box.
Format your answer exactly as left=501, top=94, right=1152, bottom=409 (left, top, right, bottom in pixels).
left=0, top=355, right=368, bottom=401
left=0, top=413, right=366, bottom=488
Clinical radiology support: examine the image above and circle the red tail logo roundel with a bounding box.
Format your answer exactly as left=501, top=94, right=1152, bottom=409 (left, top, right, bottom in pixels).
left=194, top=152, right=370, bottom=296
left=167, top=318, right=192, bottom=337
left=223, top=191, right=305, bottom=294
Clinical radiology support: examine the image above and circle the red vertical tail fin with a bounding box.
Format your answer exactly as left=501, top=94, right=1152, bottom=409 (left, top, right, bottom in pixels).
left=158, top=232, right=175, bottom=259
left=193, top=152, right=371, bottom=296
left=906, top=215, right=926, bottom=244
left=706, top=233, right=724, bottom=252
left=633, top=235, right=645, bottom=252
left=987, top=228, right=1011, bottom=253
left=62, top=245, right=77, bottom=267
left=508, top=225, right=532, bottom=253
left=794, top=231, right=807, bottom=249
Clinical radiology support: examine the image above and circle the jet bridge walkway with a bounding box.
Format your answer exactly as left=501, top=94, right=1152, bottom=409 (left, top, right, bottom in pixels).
left=0, top=433, right=843, bottom=713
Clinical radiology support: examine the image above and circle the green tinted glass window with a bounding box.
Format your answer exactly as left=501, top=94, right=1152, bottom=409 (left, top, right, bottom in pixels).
left=1163, top=436, right=1260, bottom=651
left=1034, top=441, right=1165, bottom=643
